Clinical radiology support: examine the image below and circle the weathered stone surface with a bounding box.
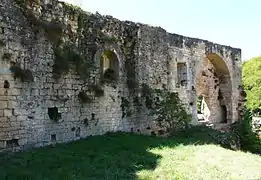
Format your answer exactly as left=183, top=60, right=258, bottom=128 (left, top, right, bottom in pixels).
left=0, top=0, right=242, bottom=151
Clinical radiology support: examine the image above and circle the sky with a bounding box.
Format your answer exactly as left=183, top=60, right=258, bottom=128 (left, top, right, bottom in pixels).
left=62, top=0, right=261, bottom=61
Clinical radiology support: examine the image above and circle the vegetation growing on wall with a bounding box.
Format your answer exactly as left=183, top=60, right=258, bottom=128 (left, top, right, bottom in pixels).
left=78, top=91, right=92, bottom=103
left=2, top=53, right=12, bottom=61
left=53, top=43, right=95, bottom=79
left=0, top=39, right=5, bottom=47
left=78, top=84, right=104, bottom=103
left=235, top=106, right=261, bottom=153
left=89, top=84, right=104, bottom=97
left=141, top=84, right=192, bottom=132
left=10, top=63, right=34, bottom=82
left=121, top=97, right=132, bottom=118
left=122, top=25, right=139, bottom=91
left=14, top=0, right=96, bottom=80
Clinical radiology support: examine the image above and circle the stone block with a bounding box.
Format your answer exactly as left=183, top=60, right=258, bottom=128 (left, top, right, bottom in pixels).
left=7, top=101, right=17, bottom=108
left=0, top=88, right=7, bottom=96
left=16, top=116, right=27, bottom=122
left=31, top=89, right=39, bottom=96
left=0, top=96, right=7, bottom=101
left=3, top=109, right=13, bottom=117
left=9, top=89, right=20, bottom=96
left=0, top=101, right=8, bottom=109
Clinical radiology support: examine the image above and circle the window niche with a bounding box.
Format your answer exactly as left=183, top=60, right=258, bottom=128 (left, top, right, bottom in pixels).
left=100, top=50, right=119, bottom=83
left=176, top=62, right=188, bottom=87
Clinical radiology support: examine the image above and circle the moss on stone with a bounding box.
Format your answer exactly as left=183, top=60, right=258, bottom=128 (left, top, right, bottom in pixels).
left=52, top=42, right=95, bottom=79
left=10, top=63, right=34, bottom=82
left=0, top=39, right=5, bottom=47
left=121, top=97, right=131, bottom=118
left=78, top=91, right=92, bottom=103
left=2, top=53, right=12, bottom=60
left=89, top=85, right=104, bottom=97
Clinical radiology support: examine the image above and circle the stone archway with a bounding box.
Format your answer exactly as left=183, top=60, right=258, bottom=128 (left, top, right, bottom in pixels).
left=195, top=53, right=232, bottom=124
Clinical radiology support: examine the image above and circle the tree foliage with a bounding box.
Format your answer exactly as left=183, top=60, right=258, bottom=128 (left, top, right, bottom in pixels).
left=242, top=56, right=261, bottom=114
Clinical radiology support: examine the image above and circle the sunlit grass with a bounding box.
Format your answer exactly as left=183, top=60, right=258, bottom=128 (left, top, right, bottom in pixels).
left=137, top=144, right=261, bottom=180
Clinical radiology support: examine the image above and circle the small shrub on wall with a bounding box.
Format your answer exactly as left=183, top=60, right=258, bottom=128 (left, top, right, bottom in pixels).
left=10, top=63, right=34, bottom=82
left=142, top=84, right=192, bottom=133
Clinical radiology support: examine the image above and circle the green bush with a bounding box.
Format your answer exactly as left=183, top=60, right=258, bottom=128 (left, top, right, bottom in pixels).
left=232, top=106, right=261, bottom=153
left=142, top=85, right=192, bottom=132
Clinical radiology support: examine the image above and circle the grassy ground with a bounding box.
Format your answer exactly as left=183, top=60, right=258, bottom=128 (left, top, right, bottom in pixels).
left=0, top=127, right=260, bottom=180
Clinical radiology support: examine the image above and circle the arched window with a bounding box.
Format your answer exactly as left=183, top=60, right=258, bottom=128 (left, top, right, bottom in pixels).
left=100, top=50, right=119, bottom=82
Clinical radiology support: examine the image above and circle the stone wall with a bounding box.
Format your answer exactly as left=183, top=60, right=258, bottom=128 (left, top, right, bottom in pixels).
left=0, top=0, right=242, bottom=151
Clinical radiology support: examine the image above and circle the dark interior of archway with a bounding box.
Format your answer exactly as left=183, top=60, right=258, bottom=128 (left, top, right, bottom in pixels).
left=221, top=105, right=227, bottom=123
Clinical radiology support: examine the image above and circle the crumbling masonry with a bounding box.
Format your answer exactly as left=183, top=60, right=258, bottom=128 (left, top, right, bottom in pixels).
left=0, top=0, right=243, bottom=151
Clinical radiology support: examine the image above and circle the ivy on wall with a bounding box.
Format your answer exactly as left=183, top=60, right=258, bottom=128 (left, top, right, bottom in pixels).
left=141, top=84, right=192, bottom=132
left=14, top=0, right=96, bottom=80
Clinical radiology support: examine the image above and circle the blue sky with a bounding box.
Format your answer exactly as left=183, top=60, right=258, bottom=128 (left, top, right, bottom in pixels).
left=62, top=0, right=261, bottom=61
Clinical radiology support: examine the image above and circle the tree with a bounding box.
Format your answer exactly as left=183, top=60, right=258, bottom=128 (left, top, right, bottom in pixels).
left=242, top=56, right=261, bottom=115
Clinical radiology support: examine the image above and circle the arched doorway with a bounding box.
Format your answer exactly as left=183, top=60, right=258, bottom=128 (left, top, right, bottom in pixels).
left=195, top=53, right=232, bottom=124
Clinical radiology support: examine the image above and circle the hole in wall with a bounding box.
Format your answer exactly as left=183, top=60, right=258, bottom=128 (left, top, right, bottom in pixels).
left=71, top=127, right=76, bottom=131
left=158, top=130, right=164, bottom=135
left=0, top=27, right=4, bottom=34
left=48, top=107, right=61, bottom=121
left=146, top=127, right=151, bottom=130
left=189, top=102, right=193, bottom=106
left=91, top=113, right=95, bottom=120
left=202, top=71, right=207, bottom=76
left=83, top=118, right=88, bottom=126
left=218, top=90, right=223, bottom=100
left=221, top=105, right=227, bottom=123
left=28, top=115, right=34, bottom=119
left=6, top=139, right=19, bottom=148
left=131, top=128, right=133, bottom=132
left=137, top=129, right=140, bottom=132
left=51, top=134, right=56, bottom=142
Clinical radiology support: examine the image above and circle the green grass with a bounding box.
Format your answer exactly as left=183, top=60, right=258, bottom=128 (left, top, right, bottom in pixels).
left=0, top=127, right=260, bottom=180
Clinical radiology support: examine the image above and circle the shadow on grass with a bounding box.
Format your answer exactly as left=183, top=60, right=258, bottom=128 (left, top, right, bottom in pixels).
left=0, top=126, right=223, bottom=180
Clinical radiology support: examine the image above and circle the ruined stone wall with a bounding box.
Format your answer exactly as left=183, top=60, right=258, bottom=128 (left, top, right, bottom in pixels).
left=0, top=0, right=242, bottom=151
